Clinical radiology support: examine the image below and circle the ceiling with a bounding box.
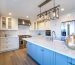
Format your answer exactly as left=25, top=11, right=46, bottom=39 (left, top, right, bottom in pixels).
left=0, top=0, right=75, bottom=21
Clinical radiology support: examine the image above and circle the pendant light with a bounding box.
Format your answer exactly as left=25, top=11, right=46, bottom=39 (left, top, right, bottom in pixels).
left=37, top=0, right=60, bottom=22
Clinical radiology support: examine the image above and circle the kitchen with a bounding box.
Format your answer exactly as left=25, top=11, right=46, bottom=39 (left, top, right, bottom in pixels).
left=0, top=0, right=75, bottom=65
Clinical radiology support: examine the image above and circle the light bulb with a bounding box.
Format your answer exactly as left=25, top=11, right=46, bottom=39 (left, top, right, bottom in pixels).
left=53, top=12, right=56, bottom=17
left=23, top=21, right=25, bottom=24
left=61, top=8, right=64, bottom=11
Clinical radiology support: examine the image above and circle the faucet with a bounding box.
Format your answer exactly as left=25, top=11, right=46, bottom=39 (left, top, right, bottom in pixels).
left=51, top=31, right=56, bottom=41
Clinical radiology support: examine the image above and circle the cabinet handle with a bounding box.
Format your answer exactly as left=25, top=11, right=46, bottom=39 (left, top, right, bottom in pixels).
left=41, top=49, right=44, bottom=51
left=68, top=62, right=75, bottom=65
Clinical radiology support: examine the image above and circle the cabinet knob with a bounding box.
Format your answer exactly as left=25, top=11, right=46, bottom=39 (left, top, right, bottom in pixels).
left=41, top=49, right=44, bottom=51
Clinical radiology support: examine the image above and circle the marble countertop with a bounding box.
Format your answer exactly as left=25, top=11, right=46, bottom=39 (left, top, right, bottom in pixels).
left=23, top=36, right=75, bottom=59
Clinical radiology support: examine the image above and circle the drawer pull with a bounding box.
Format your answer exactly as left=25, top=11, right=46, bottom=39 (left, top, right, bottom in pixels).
left=41, top=49, right=44, bottom=51
left=68, top=62, right=75, bottom=65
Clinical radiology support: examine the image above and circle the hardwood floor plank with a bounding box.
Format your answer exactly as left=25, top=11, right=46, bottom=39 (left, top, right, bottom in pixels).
left=0, top=49, right=38, bottom=65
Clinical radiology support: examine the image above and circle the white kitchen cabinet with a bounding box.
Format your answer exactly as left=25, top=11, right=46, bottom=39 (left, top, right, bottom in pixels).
left=0, top=37, right=19, bottom=53
left=37, top=22, right=45, bottom=30
left=37, top=21, right=51, bottom=30
left=30, top=22, right=37, bottom=30
left=0, top=16, right=18, bottom=30
left=30, top=21, right=51, bottom=30
left=0, top=17, right=7, bottom=30
left=7, top=37, right=19, bottom=50
left=12, top=18, right=18, bottom=30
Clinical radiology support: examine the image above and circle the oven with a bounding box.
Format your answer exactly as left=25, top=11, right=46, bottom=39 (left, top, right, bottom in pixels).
left=19, top=35, right=32, bottom=49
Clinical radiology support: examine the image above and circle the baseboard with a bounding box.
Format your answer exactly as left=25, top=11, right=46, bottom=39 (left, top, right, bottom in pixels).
left=0, top=48, right=19, bottom=53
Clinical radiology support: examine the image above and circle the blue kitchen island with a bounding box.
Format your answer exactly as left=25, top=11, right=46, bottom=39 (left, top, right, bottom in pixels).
left=23, top=36, right=75, bottom=65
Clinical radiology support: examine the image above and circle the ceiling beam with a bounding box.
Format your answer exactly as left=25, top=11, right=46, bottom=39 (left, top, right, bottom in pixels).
left=38, top=0, right=52, bottom=7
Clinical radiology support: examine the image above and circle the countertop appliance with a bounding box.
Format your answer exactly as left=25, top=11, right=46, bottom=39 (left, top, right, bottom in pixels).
left=19, top=35, right=32, bottom=49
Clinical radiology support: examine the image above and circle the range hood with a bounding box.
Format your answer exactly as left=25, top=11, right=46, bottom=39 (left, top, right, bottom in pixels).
left=18, top=18, right=31, bottom=26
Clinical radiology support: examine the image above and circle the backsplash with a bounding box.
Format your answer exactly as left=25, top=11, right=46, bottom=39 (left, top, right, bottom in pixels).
left=18, top=25, right=30, bottom=35
left=0, top=30, right=18, bottom=37
left=30, top=30, right=45, bottom=37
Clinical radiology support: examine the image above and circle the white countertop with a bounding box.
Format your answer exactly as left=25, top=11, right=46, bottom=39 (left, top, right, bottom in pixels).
left=23, top=36, right=75, bottom=59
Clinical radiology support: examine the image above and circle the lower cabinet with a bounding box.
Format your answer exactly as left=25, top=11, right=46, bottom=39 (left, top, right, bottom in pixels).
left=43, top=48, right=54, bottom=65
left=72, top=59, right=75, bottom=65
left=27, top=42, right=54, bottom=65
left=0, top=37, right=19, bottom=52
left=36, top=46, right=43, bottom=65
left=68, top=58, right=75, bottom=65
left=55, top=52, right=68, bottom=65
left=27, top=42, right=75, bottom=65
left=26, top=42, right=32, bottom=56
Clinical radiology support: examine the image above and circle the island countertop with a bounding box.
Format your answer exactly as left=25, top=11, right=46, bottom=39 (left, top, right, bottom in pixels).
left=23, top=36, right=75, bottom=59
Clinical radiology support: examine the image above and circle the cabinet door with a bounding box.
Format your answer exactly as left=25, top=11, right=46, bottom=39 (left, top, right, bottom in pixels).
left=72, top=58, right=75, bottom=65
left=0, top=38, right=8, bottom=51
left=27, top=42, right=43, bottom=64
left=55, top=53, right=68, bottom=65
left=1, top=17, right=7, bottom=29
left=27, top=42, right=33, bottom=57
left=31, top=44, right=37, bottom=60
left=43, top=49, right=54, bottom=65
left=7, top=17, right=12, bottom=29
left=12, top=18, right=18, bottom=30
left=68, top=58, right=75, bottom=65
left=7, top=37, right=19, bottom=50
left=30, top=22, right=35, bottom=30
left=36, top=46, right=43, bottom=65
left=26, top=42, right=30, bottom=54
left=67, top=57, right=72, bottom=65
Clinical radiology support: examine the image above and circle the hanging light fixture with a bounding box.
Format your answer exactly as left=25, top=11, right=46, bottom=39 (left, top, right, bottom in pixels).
left=37, top=0, right=60, bottom=22
left=51, top=0, right=59, bottom=20
left=37, top=7, right=42, bottom=22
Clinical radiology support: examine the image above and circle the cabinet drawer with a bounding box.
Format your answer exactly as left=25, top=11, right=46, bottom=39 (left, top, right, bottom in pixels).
left=72, top=59, right=75, bottom=65
left=55, top=52, right=68, bottom=65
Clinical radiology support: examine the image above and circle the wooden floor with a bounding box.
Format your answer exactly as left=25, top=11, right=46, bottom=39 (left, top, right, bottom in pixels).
left=0, top=49, right=38, bottom=65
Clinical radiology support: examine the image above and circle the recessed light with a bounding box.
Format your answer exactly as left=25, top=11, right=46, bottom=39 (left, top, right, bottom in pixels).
left=61, top=8, right=64, bottom=11
left=9, top=13, right=12, bottom=15
left=26, top=16, right=29, bottom=18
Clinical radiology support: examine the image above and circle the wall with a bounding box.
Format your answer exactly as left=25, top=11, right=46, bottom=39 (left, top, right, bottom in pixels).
left=31, top=11, right=75, bottom=39
left=50, top=11, right=75, bottom=39
left=30, top=30, right=45, bottom=37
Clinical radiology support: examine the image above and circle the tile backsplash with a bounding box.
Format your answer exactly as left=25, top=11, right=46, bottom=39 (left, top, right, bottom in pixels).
left=0, top=30, right=18, bottom=37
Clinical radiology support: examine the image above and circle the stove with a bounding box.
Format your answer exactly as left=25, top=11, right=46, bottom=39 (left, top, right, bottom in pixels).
left=19, top=35, right=32, bottom=49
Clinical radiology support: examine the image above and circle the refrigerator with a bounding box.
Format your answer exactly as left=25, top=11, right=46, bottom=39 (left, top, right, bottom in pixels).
left=61, top=20, right=75, bottom=41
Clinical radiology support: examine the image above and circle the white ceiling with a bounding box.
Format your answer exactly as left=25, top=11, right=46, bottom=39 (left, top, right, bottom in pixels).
left=0, top=0, right=75, bottom=21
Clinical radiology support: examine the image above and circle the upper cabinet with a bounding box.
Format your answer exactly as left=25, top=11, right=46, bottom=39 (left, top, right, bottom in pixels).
left=0, top=16, right=18, bottom=30
left=30, top=22, right=37, bottom=30
left=30, top=21, right=51, bottom=30
left=8, top=17, right=12, bottom=29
